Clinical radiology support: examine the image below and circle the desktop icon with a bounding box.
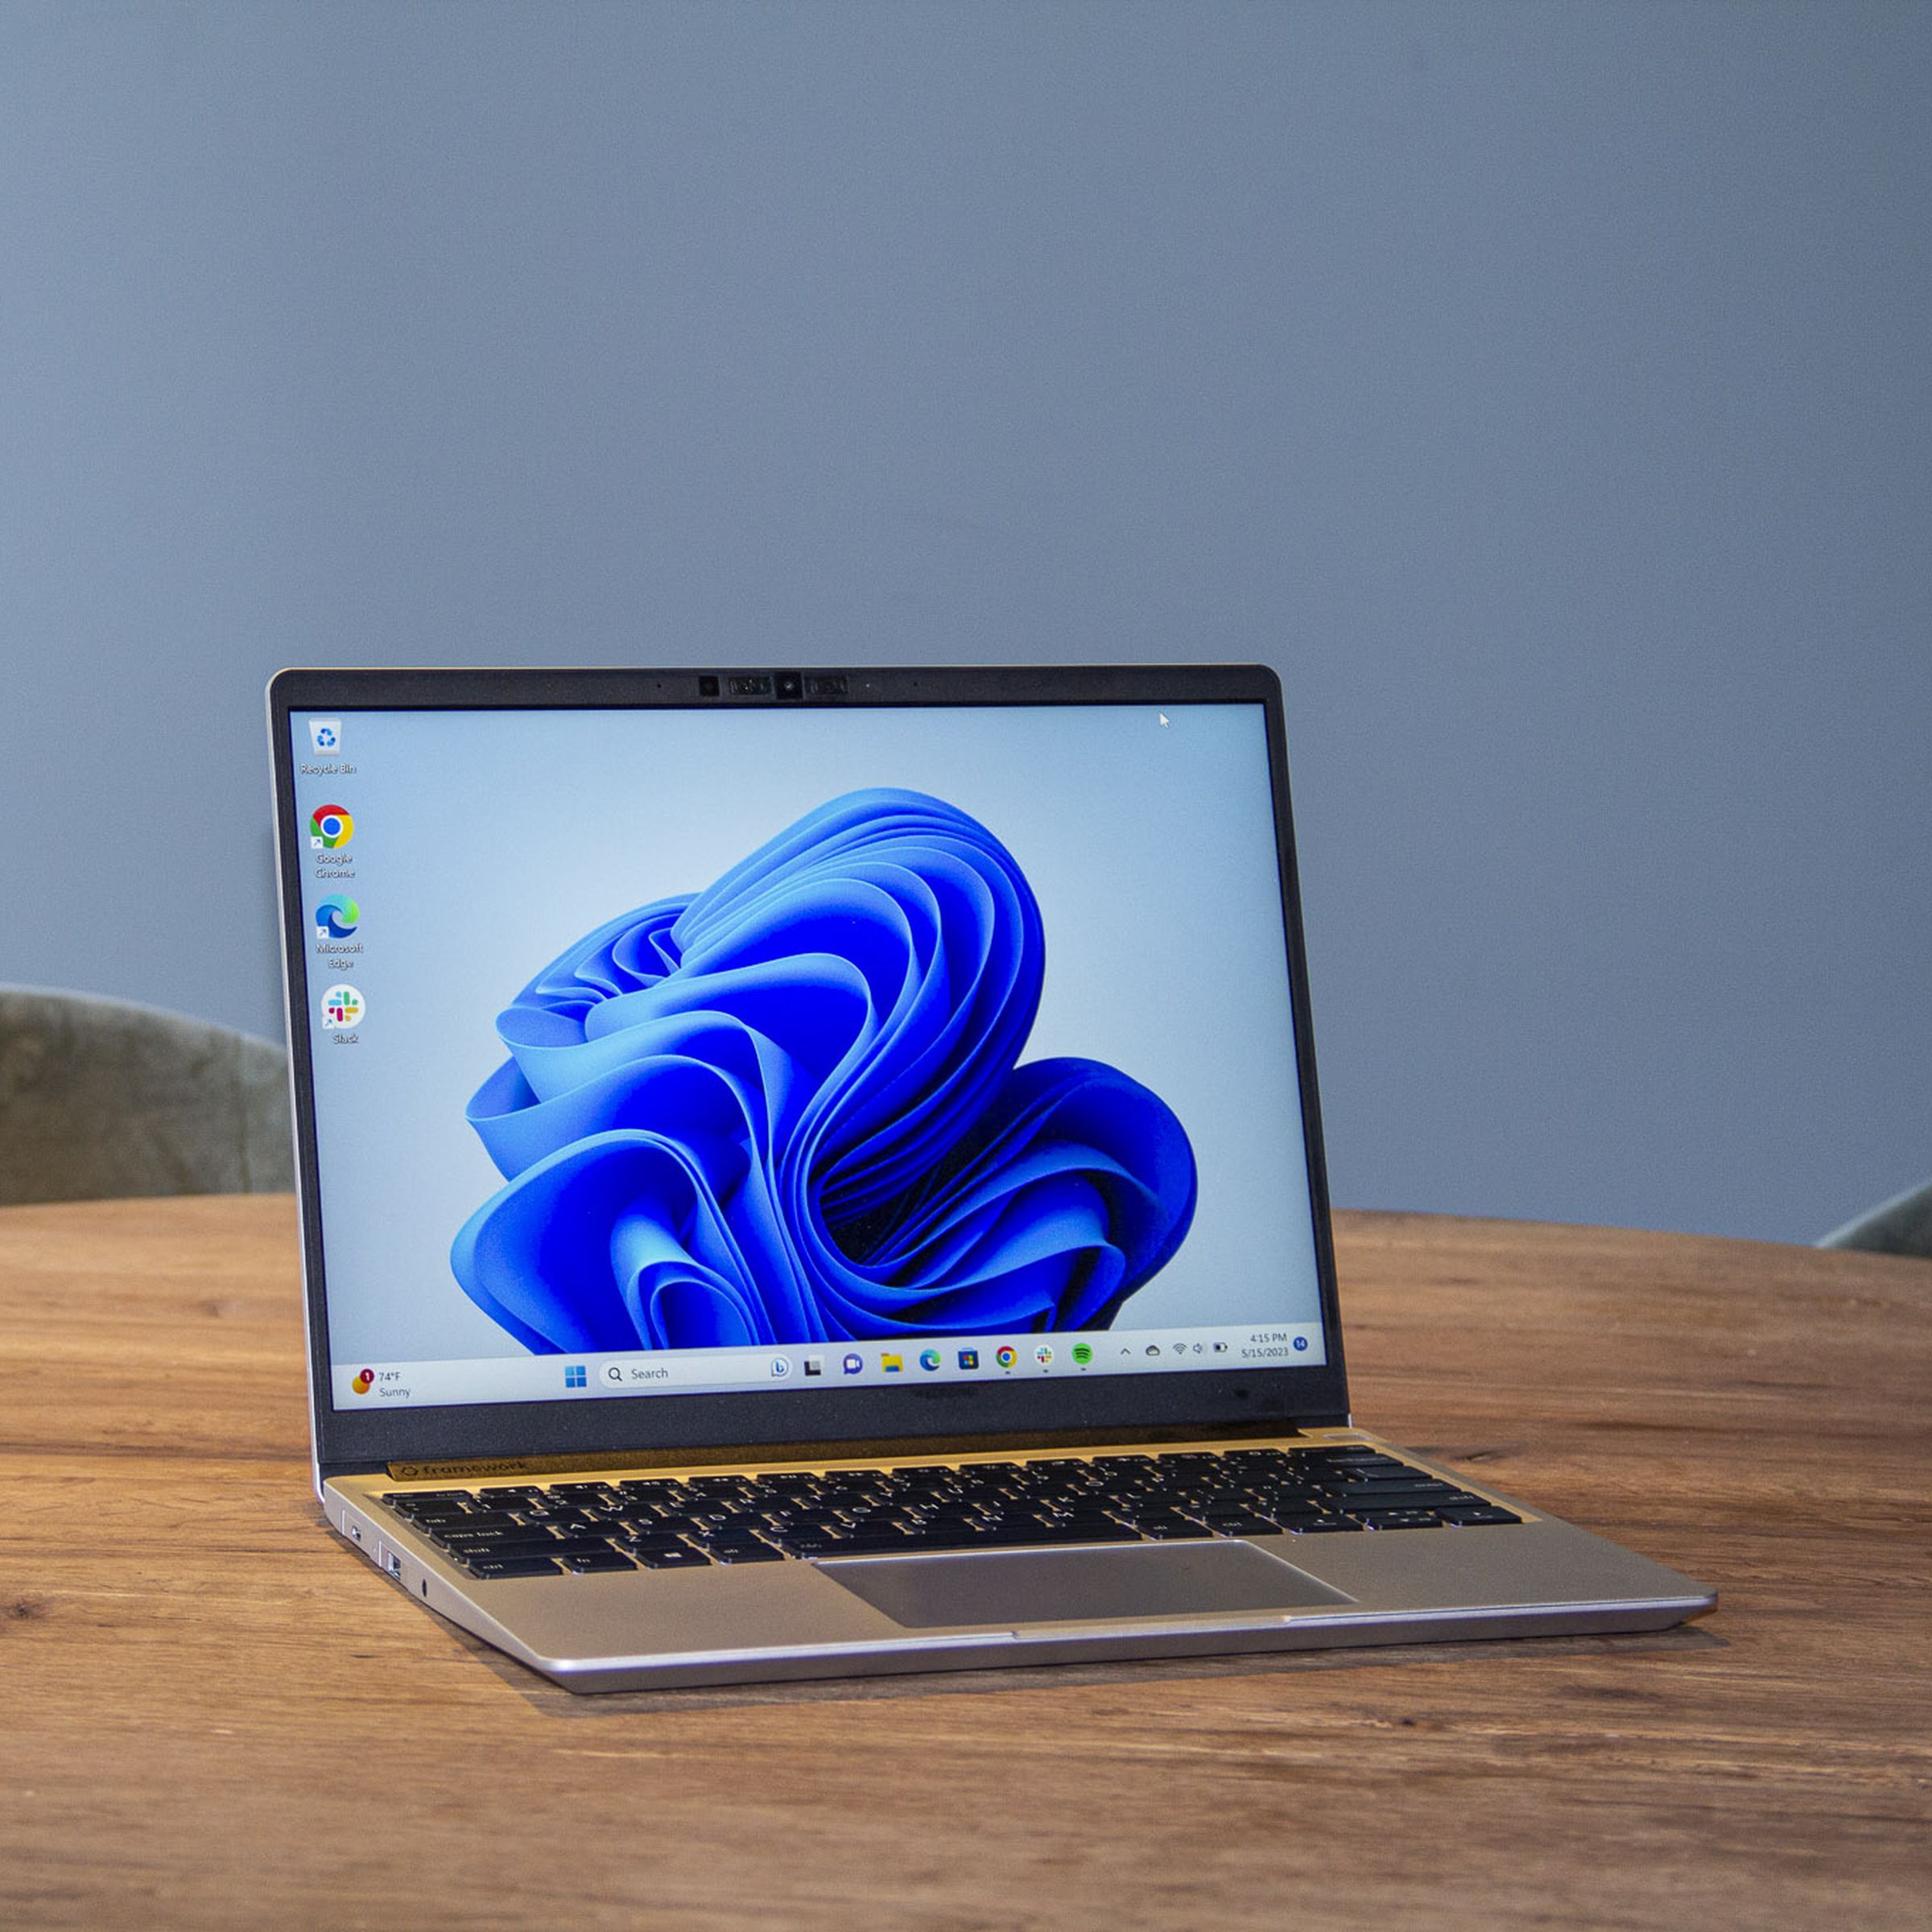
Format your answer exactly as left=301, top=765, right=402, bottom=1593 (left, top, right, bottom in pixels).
left=320, top=985, right=364, bottom=1029
left=604, top=1364, right=624, bottom=1385
left=919, top=1348, right=941, bottom=1371
left=1034, top=1344, right=1053, bottom=1366
left=842, top=1352, right=864, bottom=1375
left=957, top=1348, right=980, bottom=1370
left=314, top=896, right=360, bottom=940
left=351, top=1368, right=374, bottom=1395
left=881, top=1352, right=903, bottom=1373
left=1294, top=1335, right=1310, bottom=1352
left=309, top=803, right=354, bottom=850
left=995, top=1345, right=1017, bottom=1368
left=564, top=1364, right=587, bottom=1389
left=803, top=1355, right=824, bottom=1377
left=769, top=1355, right=791, bottom=1378
left=1071, top=1342, right=1093, bottom=1366
left=308, top=718, right=343, bottom=753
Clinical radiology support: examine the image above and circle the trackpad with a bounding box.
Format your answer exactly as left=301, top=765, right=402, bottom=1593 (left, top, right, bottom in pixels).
left=819, top=1540, right=1353, bottom=1629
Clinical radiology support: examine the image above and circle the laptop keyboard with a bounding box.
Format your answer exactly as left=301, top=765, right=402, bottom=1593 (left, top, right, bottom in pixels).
left=376, top=1445, right=1521, bottom=1579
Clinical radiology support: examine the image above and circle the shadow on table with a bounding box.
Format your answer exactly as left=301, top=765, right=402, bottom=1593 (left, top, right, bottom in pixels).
left=460, top=1618, right=1727, bottom=1719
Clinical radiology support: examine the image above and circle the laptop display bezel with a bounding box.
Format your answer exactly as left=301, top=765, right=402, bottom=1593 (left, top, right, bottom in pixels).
left=267, top=663, right=1351, bottom=1477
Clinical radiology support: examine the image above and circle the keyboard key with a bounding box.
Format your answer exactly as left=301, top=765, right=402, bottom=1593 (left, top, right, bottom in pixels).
left=464, top=1556, right=563, bottom=1578
left=1351, top=1509, right=1443, bottom=1530
left=1436, top=1505, right=1522, bottom=1526
left=1340, top=1485, right=1472, bottom=1510
left=558, top=1550, right=637, bottom=1573
left=632, top=1544, right=712, bottom=1568
left=775, top=1533, right=860, bottom=1557
left=442, top=1535, right=568, bottom=1560
left=753, top=1473, right=822, bottom=1496
left=426, top=1523, right=535, bottom=1550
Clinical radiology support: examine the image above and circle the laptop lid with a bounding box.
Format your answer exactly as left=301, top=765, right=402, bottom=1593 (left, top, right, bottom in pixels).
left=268, top=665, right=1348, bottom=1480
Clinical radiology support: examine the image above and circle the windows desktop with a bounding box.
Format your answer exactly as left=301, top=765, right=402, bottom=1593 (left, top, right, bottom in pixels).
left=288, top=698, right=1325, bottom=1411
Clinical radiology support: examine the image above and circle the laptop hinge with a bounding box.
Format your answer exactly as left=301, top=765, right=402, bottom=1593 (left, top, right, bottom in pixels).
left=382, top=1417, right=1343, bottom=1484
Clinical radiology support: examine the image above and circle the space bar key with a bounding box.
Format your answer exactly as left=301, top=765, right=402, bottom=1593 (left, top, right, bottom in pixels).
left=803, top=1522, right=1143, bottom=1557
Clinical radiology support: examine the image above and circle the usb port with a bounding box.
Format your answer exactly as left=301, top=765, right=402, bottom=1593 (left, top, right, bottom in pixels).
left=806, top=675, right=848, bottom=698
left=728, top=675, right=772, bottom=696
left=382, top=1547, right=402, bottom=1579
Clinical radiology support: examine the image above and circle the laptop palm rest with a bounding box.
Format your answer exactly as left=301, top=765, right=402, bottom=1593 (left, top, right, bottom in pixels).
left=819, top=1541, right=1355, bottom=1629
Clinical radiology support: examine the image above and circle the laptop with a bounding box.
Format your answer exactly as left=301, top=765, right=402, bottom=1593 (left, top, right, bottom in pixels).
left=268, top=663, right=1713, bottom=1692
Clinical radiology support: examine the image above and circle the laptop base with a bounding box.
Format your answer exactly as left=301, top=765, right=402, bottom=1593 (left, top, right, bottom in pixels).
left=323, top=1434, right=1713, bottom=1694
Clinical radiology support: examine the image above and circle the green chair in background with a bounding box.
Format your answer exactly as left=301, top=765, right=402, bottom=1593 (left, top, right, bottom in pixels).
left=0, top=986, right=294, bottom=1206
left=1818, top=1179, right=1932, bottom=1259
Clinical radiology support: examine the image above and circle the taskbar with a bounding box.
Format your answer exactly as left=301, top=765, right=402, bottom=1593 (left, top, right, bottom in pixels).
left=331, top=1321, right=1326, bottom=1410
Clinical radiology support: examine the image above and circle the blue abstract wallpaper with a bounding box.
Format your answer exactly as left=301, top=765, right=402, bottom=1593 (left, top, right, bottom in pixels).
left=452, top=790, right=1197, bottom=1353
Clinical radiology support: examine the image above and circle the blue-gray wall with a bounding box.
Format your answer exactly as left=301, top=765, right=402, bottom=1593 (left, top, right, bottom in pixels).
left=4, top=2, right=1926, bottom=1243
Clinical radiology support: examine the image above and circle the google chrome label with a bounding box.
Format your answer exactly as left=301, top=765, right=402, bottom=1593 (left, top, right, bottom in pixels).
left=310, top=803, right=354, bottom=849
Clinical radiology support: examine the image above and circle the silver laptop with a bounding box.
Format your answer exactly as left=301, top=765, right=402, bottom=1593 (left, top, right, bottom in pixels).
left=269, top=663, right=1712, bottom=1692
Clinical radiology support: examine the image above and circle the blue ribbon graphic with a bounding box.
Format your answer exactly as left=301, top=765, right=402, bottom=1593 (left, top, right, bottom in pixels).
left=452, top=790, right=1195, bottom=1352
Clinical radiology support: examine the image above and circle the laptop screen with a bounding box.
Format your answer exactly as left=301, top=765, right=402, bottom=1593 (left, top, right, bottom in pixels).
left=280, top=676, right=1331, bottom=1434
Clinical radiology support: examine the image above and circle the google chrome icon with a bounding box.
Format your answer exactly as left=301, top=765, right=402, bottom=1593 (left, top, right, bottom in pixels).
left=309, top=803, right=354, bottom=849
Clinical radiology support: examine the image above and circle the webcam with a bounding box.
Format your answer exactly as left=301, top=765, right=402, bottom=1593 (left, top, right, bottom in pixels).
left=699, top=672, right=848, bottom=701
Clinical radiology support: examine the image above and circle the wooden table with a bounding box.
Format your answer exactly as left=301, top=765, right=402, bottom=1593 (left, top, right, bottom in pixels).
left=2, top=1196, right=1927, bottom=1930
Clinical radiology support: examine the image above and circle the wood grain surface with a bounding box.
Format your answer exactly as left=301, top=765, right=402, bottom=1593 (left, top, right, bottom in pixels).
left=2, top=1195, right=1927, bottom=1930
